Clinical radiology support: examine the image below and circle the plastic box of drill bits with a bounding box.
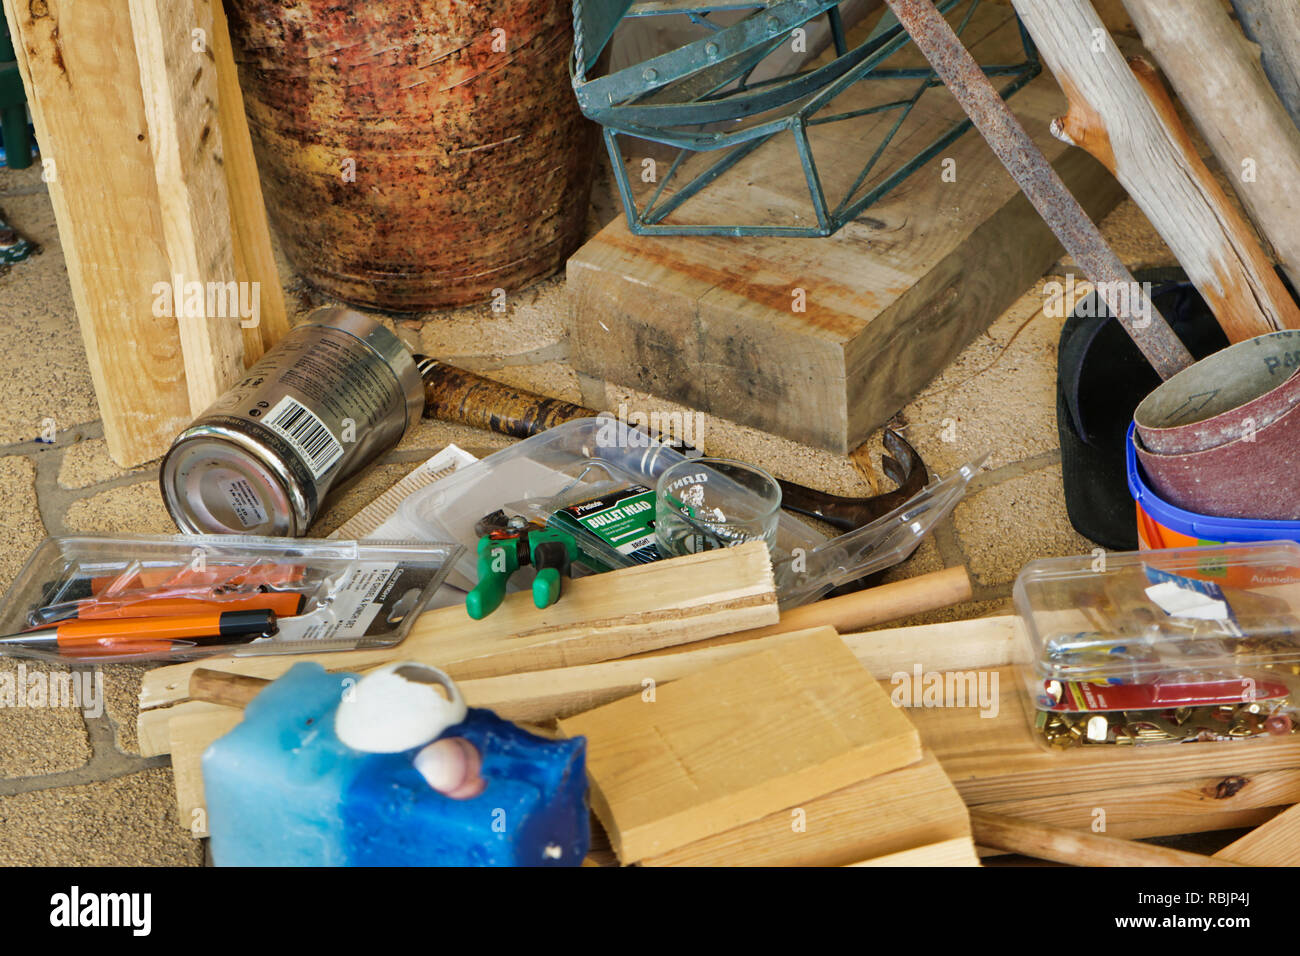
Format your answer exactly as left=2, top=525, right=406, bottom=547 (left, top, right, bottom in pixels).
left=1014, top=542, right=1300, bottom=749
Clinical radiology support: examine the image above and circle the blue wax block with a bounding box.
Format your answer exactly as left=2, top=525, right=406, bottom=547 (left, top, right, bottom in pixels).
left=203, top=662, right=589, bottom=866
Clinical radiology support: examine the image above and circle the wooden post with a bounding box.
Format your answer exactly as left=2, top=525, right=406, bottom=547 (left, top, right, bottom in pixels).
left=1009, top=0, right=1300, bottom=343
left=1, top=0, right=193, bottom=465
left=129, top=0, right=247, bottom=412
left=1229, top=0, right=1300, bottom=129
left=2, top=0, right=289, bottom=464
left=210, top=0, right=288, bottom=357
left=1122, top=0, right=1300, bottom=292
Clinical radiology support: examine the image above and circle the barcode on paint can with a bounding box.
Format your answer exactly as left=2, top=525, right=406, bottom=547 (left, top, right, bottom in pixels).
left=264, top=396, right=344, bottom=479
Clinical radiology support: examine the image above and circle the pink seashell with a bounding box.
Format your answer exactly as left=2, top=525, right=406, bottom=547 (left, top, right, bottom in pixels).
left=414, top=737, right=485, bottom=800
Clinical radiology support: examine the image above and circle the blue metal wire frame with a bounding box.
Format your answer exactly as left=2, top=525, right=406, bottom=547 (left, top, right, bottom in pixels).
left=575, top=0, right=1041, bottom=237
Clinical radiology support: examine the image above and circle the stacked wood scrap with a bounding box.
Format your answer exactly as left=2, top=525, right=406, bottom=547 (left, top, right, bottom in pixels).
left=135, top=540, right=1300, bottom=864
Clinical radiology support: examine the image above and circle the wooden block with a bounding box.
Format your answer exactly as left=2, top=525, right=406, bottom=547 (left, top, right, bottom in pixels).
left=1215, top=802, right=1300, bottom=865
left=139, top=542, right=778, bottom=714
left=849, top=837, right=981, bottom=867
left=129, top=0, right=246, bottom=413
left=2, top=0, right=192, bottom=465
left=557, top=629, right=923, bottom=862
left=641, top=753, right=969, bottom=867
left=566, top=3, right=1124, bottom=453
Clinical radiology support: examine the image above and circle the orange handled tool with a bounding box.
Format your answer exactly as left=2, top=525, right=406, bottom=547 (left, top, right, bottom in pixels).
left=0, top=610, right=277, bottom=651
left=32, top=590, right=305, bottom=626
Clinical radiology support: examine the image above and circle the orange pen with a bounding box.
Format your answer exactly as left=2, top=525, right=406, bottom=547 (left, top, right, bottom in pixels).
left=32, top=589, right=305, bottom=626
left=1, top=610, right=277, bottom=651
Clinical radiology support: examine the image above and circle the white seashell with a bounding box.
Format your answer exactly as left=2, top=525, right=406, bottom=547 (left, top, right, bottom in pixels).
left=334, top=662, right=468, bottom=753
left=413, top=737, right=486, bottom=800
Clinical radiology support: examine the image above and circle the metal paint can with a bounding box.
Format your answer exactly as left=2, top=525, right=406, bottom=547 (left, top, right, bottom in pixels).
left=161, top=308, right=423, bottom=536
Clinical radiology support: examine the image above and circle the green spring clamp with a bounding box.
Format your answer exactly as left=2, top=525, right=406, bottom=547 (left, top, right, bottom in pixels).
left=467, top=511, right=578, bottom=621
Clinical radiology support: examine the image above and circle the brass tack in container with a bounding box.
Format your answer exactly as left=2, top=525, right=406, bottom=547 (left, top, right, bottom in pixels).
left=161, top=308, right=423, bottom=536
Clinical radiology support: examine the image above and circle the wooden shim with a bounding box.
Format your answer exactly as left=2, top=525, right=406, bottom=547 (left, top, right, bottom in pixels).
left=1, top=0, right=193, bottom=466
left=848, top=836, right=981, bottom=867
left=1215, top=801, right=1300, bottom=865
left=1010, top=0, right=1300, bottom=343
left=567, top=4, right=1125, bottom=454
left=641, top=752, right=969, bottom=867
left=139, top=542, right=777, bottom=711
left=557, top=629, right=922, bottom=862
left=210, top=0, right=288, bottom=357
left=1122, top=0, right=1300, bottom=291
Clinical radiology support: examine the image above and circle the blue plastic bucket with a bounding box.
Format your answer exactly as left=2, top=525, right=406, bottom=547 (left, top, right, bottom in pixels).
left=1126, top=422, right=1300, bottom=548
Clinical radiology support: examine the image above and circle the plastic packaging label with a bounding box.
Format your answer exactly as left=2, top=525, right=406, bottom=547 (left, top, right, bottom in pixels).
left=551, top=485, right=661, bottom=566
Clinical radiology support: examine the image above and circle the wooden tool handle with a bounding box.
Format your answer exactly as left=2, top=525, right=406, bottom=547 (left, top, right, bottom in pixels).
left=417, top=357, right=594, bottom=439
left=970, top=810, right=1244, bottom=867
left=189, top=668, right=271, bottom=709
left=752, top=566, right=972, bottom=637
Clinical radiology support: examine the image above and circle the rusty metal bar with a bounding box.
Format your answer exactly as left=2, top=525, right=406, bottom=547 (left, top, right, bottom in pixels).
left=883, top=0, right=1195, bottom=380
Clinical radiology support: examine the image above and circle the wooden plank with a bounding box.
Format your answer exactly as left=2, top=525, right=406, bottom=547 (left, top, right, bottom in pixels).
left=137, top=614, right=1023, bottom=757
left=566, top=4, right=1125, bottom=453
left=641, top=752, right=970, bottom=866
left=139, top=542, right=777, bottom=711
left=557, top=629, right=923, bottom=862
left=1, top=0, right=193, bottom=465
left=980, top=767, right=1300, bottom=832
left=210, top=0, right=288, bottom=357
left=129, top=0, right=246, bottom=413
left=849, top=836, right=981, bottom=867
left=1215, top=802, right=1300, bottom=865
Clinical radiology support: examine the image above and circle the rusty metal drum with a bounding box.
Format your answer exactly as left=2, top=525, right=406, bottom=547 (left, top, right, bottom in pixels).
left=224, top=0, right=597, bottom=310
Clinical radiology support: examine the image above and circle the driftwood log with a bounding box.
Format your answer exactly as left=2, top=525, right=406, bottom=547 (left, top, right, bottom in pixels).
left=1229, top=0, right=1300, bottom=130
left=1009, top=0, right=1300, bottom=343
left=1122, top=0, right=1300, bottom=291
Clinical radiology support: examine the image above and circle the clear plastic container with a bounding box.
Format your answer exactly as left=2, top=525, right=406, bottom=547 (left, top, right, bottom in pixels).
left=398, top=416, right=982, bottom=607
left=0, top=533, right=462, bottom=663
left=1014, top=542, right=1300, bottom=748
